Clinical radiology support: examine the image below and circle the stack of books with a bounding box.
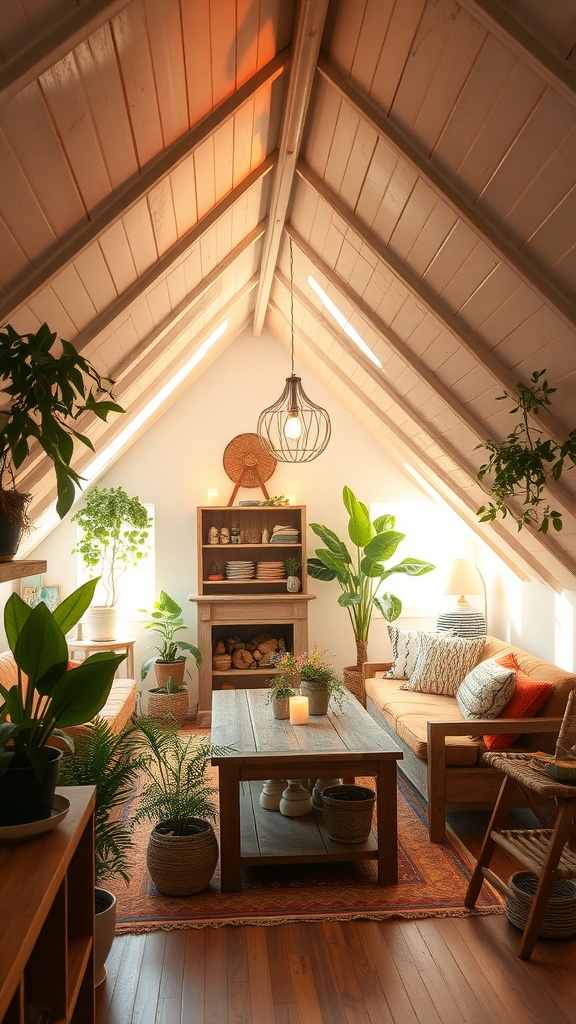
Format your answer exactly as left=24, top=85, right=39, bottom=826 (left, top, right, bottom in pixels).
left=270, top=525, right=299, bottom=544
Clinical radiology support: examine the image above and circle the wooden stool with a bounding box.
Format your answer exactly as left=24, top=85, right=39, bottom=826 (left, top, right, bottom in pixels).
left=465, top=691, right=576, bottom=960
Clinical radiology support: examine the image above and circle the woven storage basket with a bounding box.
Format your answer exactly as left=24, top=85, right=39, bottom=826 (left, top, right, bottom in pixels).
left=147, top=689, right=189, bottom=725
left=147, top=818, right=219, bottom=896
left=321, top=784, right=375, bottom=844
left=212, top=654, right=232, bottom=670
left=505, top=871, right=576, bottom=938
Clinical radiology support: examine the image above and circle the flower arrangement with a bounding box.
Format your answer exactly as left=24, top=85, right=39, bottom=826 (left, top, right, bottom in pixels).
left=266, top=648, right=301, bottom=704
left=267, top=644, right=346, bottom=711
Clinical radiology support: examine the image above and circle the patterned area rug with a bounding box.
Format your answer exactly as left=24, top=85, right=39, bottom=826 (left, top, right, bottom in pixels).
left=109, top=776, right=503, bottom=933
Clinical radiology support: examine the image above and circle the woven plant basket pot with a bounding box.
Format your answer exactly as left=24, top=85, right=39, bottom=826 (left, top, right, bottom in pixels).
left=343, top=639, right=368, bottom=707
left=147, top=818, right=219, bottom=896
left=147, top=688, right=189, bottom=725
left=321, top=784, right=375, bottom=844
left=505, top=871, right=576, bottom=938
left=300, top=681, right=329, bottom=716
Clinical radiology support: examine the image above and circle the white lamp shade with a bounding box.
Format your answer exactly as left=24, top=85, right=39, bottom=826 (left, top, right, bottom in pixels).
left=444, top=558, right=483, bottom=597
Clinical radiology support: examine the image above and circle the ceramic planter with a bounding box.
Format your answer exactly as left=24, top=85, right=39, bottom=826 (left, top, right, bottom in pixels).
left=0, top=746, right=62, bottom=826
left=82, top=606, right=118, bottom=641
left=95, top=887, right=117, bottom=986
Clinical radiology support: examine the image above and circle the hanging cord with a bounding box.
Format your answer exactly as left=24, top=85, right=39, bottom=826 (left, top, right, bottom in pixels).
left=289, top=237, right=295, bottom=376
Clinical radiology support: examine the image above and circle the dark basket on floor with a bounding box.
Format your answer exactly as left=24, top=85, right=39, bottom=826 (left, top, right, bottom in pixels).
left=505, top=871, right=576, bottom=938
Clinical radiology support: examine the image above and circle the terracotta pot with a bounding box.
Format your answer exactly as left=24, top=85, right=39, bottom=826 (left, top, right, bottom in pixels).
left=153, top=659, right=186, bottom=689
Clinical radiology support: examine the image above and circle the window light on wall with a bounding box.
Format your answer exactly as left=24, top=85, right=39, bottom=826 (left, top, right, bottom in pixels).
left=307, top=276, right=383, bottom=369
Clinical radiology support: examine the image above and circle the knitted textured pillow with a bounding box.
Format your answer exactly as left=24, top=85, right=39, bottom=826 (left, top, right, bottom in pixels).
left=483, top=652, right=554, bottom=750
left=455, top=657, right=516, bottom=720
left=385, top=625, right=454, bottom=679
left=402, top=633, right=486, bottom=696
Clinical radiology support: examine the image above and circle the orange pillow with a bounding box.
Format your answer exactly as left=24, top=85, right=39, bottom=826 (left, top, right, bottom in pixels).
left=483, top=652, right=553, bottom=750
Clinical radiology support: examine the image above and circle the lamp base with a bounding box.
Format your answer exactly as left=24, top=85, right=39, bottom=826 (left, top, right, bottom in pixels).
left=436, top=607, right=486, bottom=638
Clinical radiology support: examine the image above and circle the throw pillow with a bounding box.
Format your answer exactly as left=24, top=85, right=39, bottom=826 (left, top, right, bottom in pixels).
left=483, top=653, right=554, bottom=750
left=385, top=625, right=454, bottom=679
left=455, top=657, right=516, bottom=720
left=402, top=633, right=486, bottom=696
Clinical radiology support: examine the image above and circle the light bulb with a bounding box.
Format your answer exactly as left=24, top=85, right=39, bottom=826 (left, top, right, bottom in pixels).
left=284, top=414, right=302, bottom=440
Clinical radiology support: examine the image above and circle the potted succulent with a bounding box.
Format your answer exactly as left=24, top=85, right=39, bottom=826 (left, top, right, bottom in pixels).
left=284, top=555, right=302, bottom=593
left=0, top=322, right=123, bottom=560
left=477, top=369, right=576, bottom=534
left=307, top=486, right=434, bottom=701
left=129, top=717, right=227, bottom=896
left=140, top=591, right=202, bottom=724
left=58, top=717, right=145, bottom=985
left=0, top=578, right=126, bottom=826
left=298, top=643, right=346, bottom=715
left=71, top=485, right=152, bottom=641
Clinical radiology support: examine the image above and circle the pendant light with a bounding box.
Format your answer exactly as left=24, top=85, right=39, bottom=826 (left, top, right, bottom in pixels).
left=257, top=237, right=331, bottom=462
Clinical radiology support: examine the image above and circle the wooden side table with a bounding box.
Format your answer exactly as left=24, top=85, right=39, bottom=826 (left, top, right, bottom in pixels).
left=68, top=638, right=136, bottom=678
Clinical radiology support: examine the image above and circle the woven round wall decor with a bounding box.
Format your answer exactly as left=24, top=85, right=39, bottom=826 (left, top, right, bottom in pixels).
left=223, top=433, right=276, bottom=503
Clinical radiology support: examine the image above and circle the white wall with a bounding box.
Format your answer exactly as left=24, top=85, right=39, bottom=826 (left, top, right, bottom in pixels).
left=3, top=324, right=575, bottom=710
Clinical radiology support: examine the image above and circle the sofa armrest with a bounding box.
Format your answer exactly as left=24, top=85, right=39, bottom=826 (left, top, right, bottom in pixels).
left=363, top=662, right=392, bottom=679
left=426, top=717, right=563, bottom=843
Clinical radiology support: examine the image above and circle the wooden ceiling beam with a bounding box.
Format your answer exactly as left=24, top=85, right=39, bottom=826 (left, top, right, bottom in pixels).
left=268, top=303, right=568, bottom=590
left=0, top=50, right=288, bottom=324
left=317, top=54, right=576, bottom=336
left=297, top=159, right=576, bottom=467
left=0, top=0, right=132, bottom=103
left=286, top=220, right=576, bottom=527
left=252, top=0, right=329, bottom=336
left=459, top=0, right=576, bottom=108
left=270, top=279, right=576, bottom=587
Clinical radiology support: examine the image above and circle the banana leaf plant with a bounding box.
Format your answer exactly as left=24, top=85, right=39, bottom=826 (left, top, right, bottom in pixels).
left=0, top=578, right=126, bottom=780
left=307, top=487, right=435, bottom=659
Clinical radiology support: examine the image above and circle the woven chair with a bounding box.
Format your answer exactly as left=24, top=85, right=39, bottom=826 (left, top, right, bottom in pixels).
left=465, top=689, right=576, bottom=960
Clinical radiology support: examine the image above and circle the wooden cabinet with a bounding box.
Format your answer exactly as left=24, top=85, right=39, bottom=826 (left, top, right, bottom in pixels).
left=0, top=786, right=96, bottom=1024
left=197, top=505, right=307, bottom=595
left=191, top=506, right=314, bottom=726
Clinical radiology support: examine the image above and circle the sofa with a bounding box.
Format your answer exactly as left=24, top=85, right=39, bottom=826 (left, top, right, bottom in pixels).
left=0, top=650, right=137, bottom=738
left=363, top=635, right=576, bottom=843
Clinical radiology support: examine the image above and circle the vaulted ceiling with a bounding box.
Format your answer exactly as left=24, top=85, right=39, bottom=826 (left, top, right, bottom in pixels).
left=2, top=0, right=576, bottom=592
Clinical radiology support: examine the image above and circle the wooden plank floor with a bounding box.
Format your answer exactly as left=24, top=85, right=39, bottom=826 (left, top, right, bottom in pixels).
left=96, top=799, right=576, bottom=1024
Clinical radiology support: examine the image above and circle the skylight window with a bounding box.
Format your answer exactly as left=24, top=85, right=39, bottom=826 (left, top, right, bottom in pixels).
left=308, top=276, right=383, bottom=368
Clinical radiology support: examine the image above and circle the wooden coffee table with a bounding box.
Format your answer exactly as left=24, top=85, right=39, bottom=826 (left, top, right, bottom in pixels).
left=210, top=688, right=403, bottom=893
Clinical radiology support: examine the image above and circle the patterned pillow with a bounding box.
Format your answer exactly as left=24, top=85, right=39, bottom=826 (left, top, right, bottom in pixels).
left=385, top=626, right=453, bottom=679
left=455, top=657, right=516, bottom=720
left=483, top=653, right=554, bottom=750
left=402, top=633, right=486, bottom=696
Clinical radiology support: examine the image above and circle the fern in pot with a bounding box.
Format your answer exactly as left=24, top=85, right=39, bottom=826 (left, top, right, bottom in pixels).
left=140, top=591, right=202, bottom=725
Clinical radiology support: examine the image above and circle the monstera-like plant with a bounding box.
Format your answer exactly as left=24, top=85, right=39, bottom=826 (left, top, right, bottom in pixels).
left=307, top=487, right=435, bottom=691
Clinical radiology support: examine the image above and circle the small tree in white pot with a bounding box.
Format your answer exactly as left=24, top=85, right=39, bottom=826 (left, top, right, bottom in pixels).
left=71, top=486, right=152, bottom=641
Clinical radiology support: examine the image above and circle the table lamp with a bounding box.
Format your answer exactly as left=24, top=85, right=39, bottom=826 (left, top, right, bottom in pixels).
left=436, top=558, right=486, bottom=637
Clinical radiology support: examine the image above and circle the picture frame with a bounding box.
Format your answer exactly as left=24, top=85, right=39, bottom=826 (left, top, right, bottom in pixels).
left=20, top=574, right=43, bottom=608
left=38, top=586, right=60, bottom=613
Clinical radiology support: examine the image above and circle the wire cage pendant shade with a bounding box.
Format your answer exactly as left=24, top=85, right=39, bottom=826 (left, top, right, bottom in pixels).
left=257, top=238, right=331, bottom=463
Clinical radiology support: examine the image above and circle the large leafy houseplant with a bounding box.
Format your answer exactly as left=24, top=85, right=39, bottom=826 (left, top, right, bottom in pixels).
left=140, top=590, right=202, bottom=686
left=0, top=323, right=123, bottom=545
left=0, top=578, right=125, bottom=775
left=477, top=369, right=576, bottom=534
left=71, top=485, right=152, bottom=608
left=307, top=487, right=435, bottom=672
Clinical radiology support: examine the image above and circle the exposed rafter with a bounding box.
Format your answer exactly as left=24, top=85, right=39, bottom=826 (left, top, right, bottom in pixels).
left=317, top=54, right=576, bottom=334
left=0, top=50, right=288, bottom=324
left=252, top=0, right=329, bottom=336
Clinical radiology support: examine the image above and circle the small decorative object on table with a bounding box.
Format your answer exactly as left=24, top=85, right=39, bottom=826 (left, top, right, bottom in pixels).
left=299, top=644, right=345, bottom=715
left=266, top=664, right=299, bottom=719
left=285, top=555, right=301, bottom=593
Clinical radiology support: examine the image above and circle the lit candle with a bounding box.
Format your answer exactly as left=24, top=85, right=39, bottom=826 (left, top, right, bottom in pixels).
left=207, top=488, right=219, bottom=506
left=289, top=695, right=309, bottom=725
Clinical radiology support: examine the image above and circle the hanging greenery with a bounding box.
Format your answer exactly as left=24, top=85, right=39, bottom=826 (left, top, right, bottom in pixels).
left=477, top=370, right=576, bottom=534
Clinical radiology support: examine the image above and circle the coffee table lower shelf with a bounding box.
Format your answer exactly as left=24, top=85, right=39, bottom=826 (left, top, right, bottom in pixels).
left=240, top=780, right=378, bottom=867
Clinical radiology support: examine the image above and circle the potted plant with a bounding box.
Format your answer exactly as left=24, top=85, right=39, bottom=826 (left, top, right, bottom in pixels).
left=285, top=555, right=302, bottom=593
left=298, top=643, right=346, bottom=715
left=307, top=486, right=435, bottom=701
left=477, top=369, right=576, bottom=534
left=58, top=716, right=145, bottom=985
left=129, top=717, right=227, bottom=896
left=71, top=485, right=152, bottom=641
left=0, top=322, right=123, bottom=559
left=140, top=591, right=202, bottom=724
left=0, top=578, right=126, bottom=826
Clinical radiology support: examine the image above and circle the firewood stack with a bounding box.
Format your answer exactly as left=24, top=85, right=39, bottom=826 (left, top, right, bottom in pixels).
left=212, top=632, right=287, bottom=670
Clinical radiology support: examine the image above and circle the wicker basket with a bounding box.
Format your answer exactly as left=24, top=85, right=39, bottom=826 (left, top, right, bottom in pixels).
left=321, top=784, right=375, bottom=844
left=147, top=818, right=219, bottom=896
left=505, top=871, right=576, bottom=938
left=147, top=688, right=189, bottom=725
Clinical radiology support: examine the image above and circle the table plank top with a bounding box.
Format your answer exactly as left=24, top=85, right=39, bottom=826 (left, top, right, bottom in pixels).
left=211, top=688, right=402, bottom=764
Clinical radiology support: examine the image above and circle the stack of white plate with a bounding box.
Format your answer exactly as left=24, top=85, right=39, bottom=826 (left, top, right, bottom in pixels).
left=225, top=560, right=255, bottom=579
left=256, top=561, right=285, bottom=580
